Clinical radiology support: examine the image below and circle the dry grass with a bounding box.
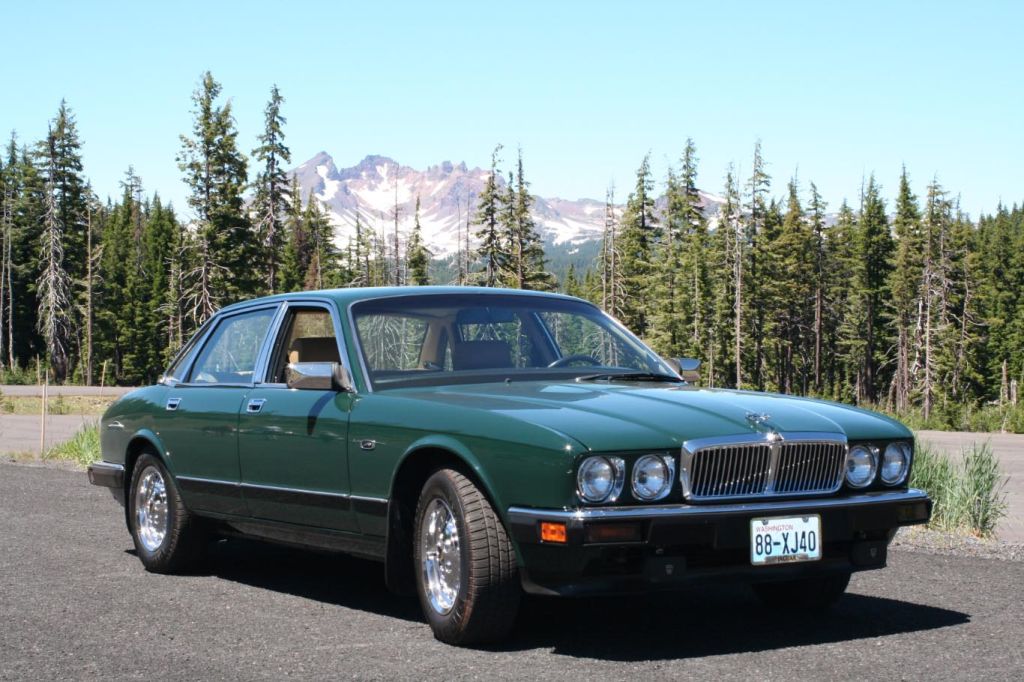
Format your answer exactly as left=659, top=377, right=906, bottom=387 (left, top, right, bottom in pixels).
left=0, top=394, right=115, bottom=416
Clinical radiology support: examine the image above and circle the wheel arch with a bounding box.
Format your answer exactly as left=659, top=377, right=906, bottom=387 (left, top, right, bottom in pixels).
left=383, top=437, right=513, bottom=594
left=121, top=430, right=169, bottom=529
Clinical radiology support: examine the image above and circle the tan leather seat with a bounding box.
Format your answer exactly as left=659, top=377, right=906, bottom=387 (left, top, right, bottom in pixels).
left=288, top=337, right=341, bottom=364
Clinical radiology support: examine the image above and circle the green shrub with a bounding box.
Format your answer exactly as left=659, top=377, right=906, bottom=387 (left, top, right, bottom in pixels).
left=958, top=443, right=1007, bottom=536
left=910, top=443, right=955, bottom=529
left=910, top=440, right=1008, bottom=537
left=44, top=422, right=101, bottom=467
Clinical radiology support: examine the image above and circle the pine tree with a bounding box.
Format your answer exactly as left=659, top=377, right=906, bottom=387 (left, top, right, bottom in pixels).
left=599, top=185, right=624, bottom=320
left=407, top=195, right=430, bottom=285
left=647, top=166, right=685, bottom=355
left=886, top=167, right=922, bottom=411
left=303, top=197, right=336, bottom=290
left=830, top=200, right=862, bottom=401
left=650, top=139, right=709, bottom=359
left=473, top=145, right=504, bottom=286
left=251, top=85, right=291, bottom=294
left=177, top=71, right=254, bottom=317
left=720, top=166, right=744, bottom=387
left=856, top=175, right=893, bottom=403
left=0, top=146, right=11, bottom=368
left=763, top=177, right=814, bottom=392
left=745, top=140, right=771, bottom=389
left=6, top=142, right=41, bottom=366
left=48, top=101, right=89, bottom=281
left=807, top=182, right=829, bottom=394
left=503, top=148, right=554, bottom=290
left=618, top=153, right=659, bottom=336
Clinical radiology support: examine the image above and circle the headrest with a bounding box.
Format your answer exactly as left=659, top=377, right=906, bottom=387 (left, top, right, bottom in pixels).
left=289, top=337, right=341, bottom=364
left=451, top=340, right=513, bottom=371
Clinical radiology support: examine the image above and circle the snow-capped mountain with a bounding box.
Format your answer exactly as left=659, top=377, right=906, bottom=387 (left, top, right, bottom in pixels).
left=291, top=152, right=724, bottom=258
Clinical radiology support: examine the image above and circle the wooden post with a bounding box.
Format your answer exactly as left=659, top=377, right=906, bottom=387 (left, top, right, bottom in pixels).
left=100, top=359, right=108, bottom=396
left=39, top=372, right=48, bottom=458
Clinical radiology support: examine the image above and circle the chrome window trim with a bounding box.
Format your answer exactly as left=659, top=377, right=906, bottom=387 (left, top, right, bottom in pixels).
left=508, top=488, right=930, bottom=523
left=680, top=431, right=848, bottom=503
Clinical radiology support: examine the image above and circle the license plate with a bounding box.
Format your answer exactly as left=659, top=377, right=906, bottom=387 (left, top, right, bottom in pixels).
left=750, top=515, right=821, bottom=565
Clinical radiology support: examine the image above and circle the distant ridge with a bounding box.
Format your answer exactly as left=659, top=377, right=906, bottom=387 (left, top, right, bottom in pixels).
left=290, top=152, right=726, bottom=257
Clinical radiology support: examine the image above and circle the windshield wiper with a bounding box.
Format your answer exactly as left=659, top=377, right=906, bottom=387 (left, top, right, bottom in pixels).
left=575, top=371, right=685, bottom=383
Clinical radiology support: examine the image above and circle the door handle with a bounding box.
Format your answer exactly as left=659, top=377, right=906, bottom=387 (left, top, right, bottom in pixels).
left=247, top=398, right=266, bottom=414
left=166, top=398, right=181, bottom=411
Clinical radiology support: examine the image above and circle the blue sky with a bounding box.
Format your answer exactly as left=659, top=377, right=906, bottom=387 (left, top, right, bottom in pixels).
left=3, top=0, right=1022, bottom=219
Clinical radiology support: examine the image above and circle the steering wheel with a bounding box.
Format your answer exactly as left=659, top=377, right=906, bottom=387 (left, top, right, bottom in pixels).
left=547, top=354, right=601, bottom=368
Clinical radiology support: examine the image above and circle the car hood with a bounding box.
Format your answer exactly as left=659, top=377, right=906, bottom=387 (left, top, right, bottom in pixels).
left=393, top=381, right=911, bottom=452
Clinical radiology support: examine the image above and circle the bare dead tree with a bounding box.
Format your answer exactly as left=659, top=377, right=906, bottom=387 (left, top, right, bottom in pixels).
left=37, top=132, right=74, bottom=381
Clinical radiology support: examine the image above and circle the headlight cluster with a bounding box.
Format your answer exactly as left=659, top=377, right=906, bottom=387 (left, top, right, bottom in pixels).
left=845, top=442, right=911, bottom=489
left=577, top=454, right=675, bottom=503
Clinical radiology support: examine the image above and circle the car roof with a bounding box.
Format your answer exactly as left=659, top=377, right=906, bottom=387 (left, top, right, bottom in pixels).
left=217, top=286, right=586, bottom=315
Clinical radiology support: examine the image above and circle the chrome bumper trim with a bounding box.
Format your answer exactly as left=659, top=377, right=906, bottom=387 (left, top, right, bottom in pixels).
left=509, top=489, right=930, bottom=522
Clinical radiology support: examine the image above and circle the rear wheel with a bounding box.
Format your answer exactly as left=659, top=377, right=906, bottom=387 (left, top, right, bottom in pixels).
left=751, top=572, right=851, bottom=610
left=413, top=468, right=520, bottom=645
left=128, top=452, right=205, bottom=573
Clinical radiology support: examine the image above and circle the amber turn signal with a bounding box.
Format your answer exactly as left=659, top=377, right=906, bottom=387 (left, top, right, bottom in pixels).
left=540, top=521, right=567, bottom=543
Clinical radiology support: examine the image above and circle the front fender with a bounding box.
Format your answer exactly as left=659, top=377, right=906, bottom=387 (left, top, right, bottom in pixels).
left=395, top=434, right=503, bottom=510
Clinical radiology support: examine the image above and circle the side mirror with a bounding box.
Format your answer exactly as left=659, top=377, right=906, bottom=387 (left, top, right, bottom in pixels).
left=664, top=357, right=701, bottom=383
left=285, top=362, right=355, bottom=392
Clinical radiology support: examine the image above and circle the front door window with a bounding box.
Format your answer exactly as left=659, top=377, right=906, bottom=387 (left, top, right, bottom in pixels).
left=189, top=308, right=277, bottom=384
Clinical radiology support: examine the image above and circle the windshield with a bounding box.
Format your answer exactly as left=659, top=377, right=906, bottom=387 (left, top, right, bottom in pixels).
left=351, top=293, right=676, bottom=390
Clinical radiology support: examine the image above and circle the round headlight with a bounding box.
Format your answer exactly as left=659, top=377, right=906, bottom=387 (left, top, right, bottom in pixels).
left=881, top=442, right=911, bottom=485
left=632, top=455, right=676, bottom=501
left=845, top=445, right=878, bottom=488
left=577, top=456, right=624, bottom=503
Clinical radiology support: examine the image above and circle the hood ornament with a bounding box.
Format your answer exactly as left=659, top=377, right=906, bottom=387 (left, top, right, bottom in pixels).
left=746, top=412, right=771, bottom=427
left=746, top=412, right=780, bottom=440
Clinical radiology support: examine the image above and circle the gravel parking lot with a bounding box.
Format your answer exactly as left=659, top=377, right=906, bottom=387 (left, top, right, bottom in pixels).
left=1, top=462, right=1023, bottom=681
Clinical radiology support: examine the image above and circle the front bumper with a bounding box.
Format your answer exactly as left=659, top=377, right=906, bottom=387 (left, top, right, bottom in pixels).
left=508, top=489, right=931, bottom=596
left=87, top=461, right=126, bottom=506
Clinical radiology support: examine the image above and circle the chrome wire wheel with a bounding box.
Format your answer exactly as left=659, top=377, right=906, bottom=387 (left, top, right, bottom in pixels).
left=135, top=466, right=169, bottom=552
left=420, top=497, right=462, bottom=615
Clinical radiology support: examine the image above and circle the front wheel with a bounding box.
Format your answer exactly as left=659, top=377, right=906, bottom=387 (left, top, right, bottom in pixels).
left=413, top=469, right=521, bottom=645
left=128, top=452, right=206, bottom=573
left=751, top=572, right=851, bottom=610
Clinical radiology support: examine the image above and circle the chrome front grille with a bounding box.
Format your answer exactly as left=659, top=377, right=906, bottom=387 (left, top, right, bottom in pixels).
left=682, top=436, right=846, bottom=501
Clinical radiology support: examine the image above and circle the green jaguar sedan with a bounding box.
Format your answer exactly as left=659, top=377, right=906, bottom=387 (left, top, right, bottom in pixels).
left=88, top=286, right=931, bottom=645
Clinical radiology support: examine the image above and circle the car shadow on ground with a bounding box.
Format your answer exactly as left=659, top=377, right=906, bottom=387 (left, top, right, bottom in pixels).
left=178, top=538, right=970, bottom=660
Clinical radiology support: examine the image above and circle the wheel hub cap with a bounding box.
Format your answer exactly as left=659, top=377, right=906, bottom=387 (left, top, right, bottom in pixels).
left=135, top=467, right=169, bottom=552
left=421, top=498, right=461, bottom=615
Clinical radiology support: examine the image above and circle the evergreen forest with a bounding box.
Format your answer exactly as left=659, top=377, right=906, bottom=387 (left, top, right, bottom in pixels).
left=2, top=73, right=1023, bottom=432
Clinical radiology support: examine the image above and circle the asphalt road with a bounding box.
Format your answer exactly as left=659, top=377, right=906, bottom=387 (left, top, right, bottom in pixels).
left=0, top=414, right=97, bottom=454
left=1, top=463, right=1022, bottom=680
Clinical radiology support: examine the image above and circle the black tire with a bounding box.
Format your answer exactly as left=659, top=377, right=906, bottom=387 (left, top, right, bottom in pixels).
left=413, top=468, right=521, bottom=645
left=751, top=572, right=851, bottom=610
left=128, top=452, right=205, bottom=573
